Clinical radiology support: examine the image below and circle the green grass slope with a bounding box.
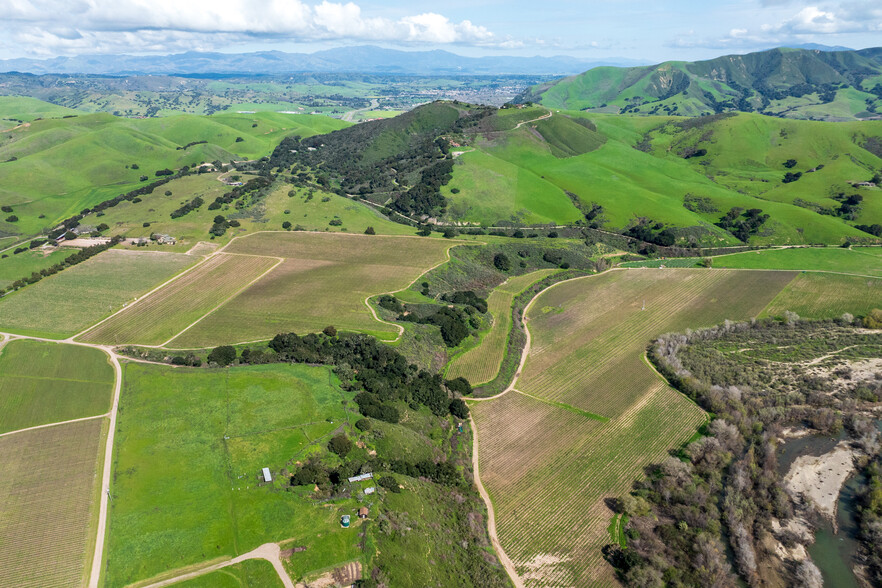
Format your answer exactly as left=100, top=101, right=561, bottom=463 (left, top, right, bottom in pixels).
left=0, top=96, right=80, bottom=125
left=522, top=47, right=882, bottom=121
left=0, top=109, right=348, bottom=239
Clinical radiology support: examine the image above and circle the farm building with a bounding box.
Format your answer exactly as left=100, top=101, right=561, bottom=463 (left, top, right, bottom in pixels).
left=364, top=487, right=376, bottom=495
left=341, top=515, right=350, bottom=528
left=153, top=234, right=177, bottom=245
left=348, top=473, right=373, bottom=483
left=262, top=468, right=272, bottom=482
left=358, top=507, right=369, bottom=519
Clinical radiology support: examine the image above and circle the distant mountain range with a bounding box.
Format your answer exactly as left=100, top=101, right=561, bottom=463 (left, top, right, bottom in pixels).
left=519, top=47, right=882, bottom=121
left=0, top=46, right=647, bottom=76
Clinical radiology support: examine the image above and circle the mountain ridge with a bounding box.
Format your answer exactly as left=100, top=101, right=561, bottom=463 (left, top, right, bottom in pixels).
left=518, top=46, right=882, bottom=121
left=0, top=46, right=647, bottom=76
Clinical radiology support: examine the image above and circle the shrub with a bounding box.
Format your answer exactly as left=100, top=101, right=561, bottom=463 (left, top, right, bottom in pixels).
left=207, top=345, right=236, bottom=366
left=864, top=309, right=882, bottom=329
left=355, top=418, right=372, bottom=432
left=323, top=325, right=338, bottom=337
left=0, top=205, right=12, bottom=213
left=449, top=398, right=469, bottom=419
left=282, top=221, right=292, bottom=230
left=378, top=475, right=401, bottom=493
left=493, top=253, right=511, bottom=271
left=5, top=215, right=18, bottom=222
left=328, top=434, right=352, bottom=457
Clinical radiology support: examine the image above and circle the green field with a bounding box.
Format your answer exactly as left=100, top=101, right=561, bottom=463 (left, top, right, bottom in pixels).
left=0, top=247, right=70, bottom=290
left=471, top=268, right=796, bottom=586
left=104, top=362, right=360, bottom=586
left=169, top=232, right=455, bottom=347
left=714, top=246, right=882, bottom=276
left=80, top=253, right=280, bottom=346
left=0, top=109, right=347, bottom=239
left=172, top=559, right=283, bottom=588
left=0, top=418, right=105, bottom=588
left=0, top=96, right=79, bottom=124
left=0, top=339, right=114, bottom=433
left=446, top=269, right=558, bottom=385
left=0, top=249, right=194, bottom=338
left=761, top=272, right=882, bottom=319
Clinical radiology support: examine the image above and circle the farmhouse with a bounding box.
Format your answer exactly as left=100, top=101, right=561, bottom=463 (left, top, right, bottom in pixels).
left=152, top=233, right=177, bottom=245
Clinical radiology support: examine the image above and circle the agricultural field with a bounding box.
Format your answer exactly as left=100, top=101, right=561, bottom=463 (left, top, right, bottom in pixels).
left=714, top=246, right=882, bottom=276
left=172, top=559, right=284, bottom=588
left=104, top=362, right=360, bottom=587
left=760, top=272, right=882, bottom=319
left=169, top=232, right=455, bottom=347
left=471, top=268, right=796, bottom=586
left=80, top=253, right=280, bottom=346
left=446, top=269, right=558, bottom=385
left=0, top=339, right=113, bottom=433
left=0, top=249, right=194, bottom=338
left=0, top=418, right=105, bottom=588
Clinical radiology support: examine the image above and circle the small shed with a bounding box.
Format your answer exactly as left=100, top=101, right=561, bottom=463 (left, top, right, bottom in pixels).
left=358, top=507, right=369, bottom=519
left=364, top=487, right=376, bottom=495
left=262, top=467, right=272, bottom=482
left=341, top=515, right=351, bottom=528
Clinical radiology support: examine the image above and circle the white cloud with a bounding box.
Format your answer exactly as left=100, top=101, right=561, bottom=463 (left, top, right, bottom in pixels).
left=0, top=0, right=511, bottom=56
left=668, top=1, right=882, bottom=50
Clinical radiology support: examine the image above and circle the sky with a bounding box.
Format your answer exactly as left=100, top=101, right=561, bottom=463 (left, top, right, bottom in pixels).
left=0, top=0, right=880, bottom=62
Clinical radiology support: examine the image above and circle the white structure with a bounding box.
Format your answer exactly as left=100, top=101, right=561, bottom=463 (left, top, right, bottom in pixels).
left=262, top=468, right=272, bottom=482
left=347, top=472, right=373, bottom=483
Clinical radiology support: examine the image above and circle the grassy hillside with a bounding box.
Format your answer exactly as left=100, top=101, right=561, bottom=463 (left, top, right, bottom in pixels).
left=522, top=47, right=882, bottom=121
left=443, top=108, right=880, bottom=244
left=0, top=102, right=347, bottom=239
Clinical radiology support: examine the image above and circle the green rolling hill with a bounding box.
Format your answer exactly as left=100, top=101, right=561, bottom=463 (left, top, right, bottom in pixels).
left=0, top=101, right=347, bottom=238
left=519, top=47, right=882, bottom=121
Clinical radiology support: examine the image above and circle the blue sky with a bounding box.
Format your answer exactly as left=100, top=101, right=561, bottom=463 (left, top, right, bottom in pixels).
left=0, top=0, right=880, bottom=61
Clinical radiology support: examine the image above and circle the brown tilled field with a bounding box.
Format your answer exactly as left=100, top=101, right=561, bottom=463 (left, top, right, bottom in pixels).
left=470, top=268, right=797, bottom=587
left=0, top=418, right=105, bottom=588
left=168, top=232, right=455, bottom=347
left=78, top=253, right=280, bottom=346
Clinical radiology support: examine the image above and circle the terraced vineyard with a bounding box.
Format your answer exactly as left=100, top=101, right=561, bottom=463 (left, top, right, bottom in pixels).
left=79, top=253, right=280, bottom=345
left=471, top=268, right=797, bottom=587
left=760, top=272, right=882, bottom=319
left=0, top=419, right=105, bottom=588
left=446, top=269, right=558, bottom=385
left=169, top=232, right=455, bottom=347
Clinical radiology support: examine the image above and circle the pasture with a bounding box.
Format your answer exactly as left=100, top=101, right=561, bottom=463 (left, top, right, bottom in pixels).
left=0, top=339, right=113, bottom=433
left=760, top=272, right=882, bottom=319
left=0, top=249, right=194, bottom=338
left=713, top=246, right=882, bottom=276
left=0, top=418, right=105, bottom=588
left=471, top=268, right=796, bottom=586
left=169, top=232, right=454, bottom=347
left=80, top=253, right=280, bottom=346
left=0, top=247, right=69, bottom=290
left=173, top=559, right=283, bottom=588
left=446, top=269, right=558, bottom=385
left=104, top=362, right=359, bottom=587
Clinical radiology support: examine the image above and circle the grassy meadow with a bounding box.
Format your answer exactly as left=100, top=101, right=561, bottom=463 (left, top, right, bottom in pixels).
left=80, top=253, right=279, bottom=346
left=470, top=268, right=796, bottom=586
left=169, top=232, right=455, bottom=347
left=713, top=246, right=882, bottom=276
left=446, top=269, right=558, bottom=385
left=0, top=247, right=70, bottom=290
left=0, top=249, right=194, bottom=338
left=0, top=418, right=105, bottom=588
left=104, top=362, right=360, bottom=587
left=0, top=339, right=113, bottom=433
left=171, top=559, right=283, bottom=588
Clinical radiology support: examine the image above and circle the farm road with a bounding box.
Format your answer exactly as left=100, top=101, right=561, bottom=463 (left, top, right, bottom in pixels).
left=138, top=543, right=294, bottom=588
